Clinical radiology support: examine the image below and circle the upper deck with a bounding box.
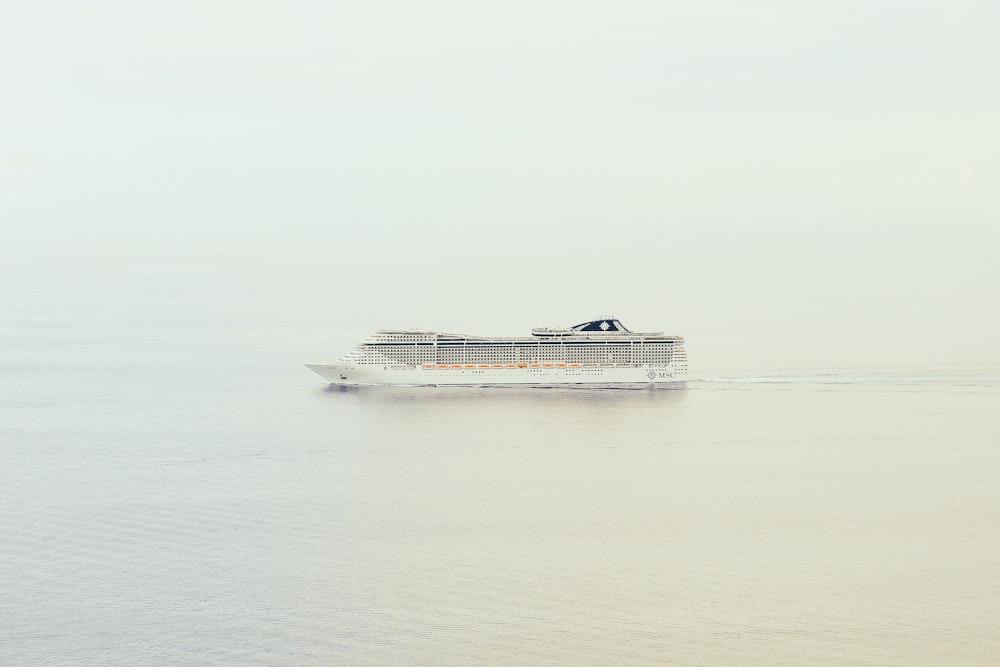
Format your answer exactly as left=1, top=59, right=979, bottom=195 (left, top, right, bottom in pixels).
left=371, top=318, right=682, bottom=344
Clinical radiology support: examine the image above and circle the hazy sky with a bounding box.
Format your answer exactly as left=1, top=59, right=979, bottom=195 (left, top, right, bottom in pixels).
left=2, top=1, right=998, bottom=371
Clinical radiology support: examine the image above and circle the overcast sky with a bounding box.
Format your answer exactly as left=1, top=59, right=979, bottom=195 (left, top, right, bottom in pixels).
left=2, top=1, right=998, bottom=371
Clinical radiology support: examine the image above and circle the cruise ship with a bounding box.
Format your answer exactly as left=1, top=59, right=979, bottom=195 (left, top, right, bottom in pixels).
left=306, top=317, right=687, bottom=387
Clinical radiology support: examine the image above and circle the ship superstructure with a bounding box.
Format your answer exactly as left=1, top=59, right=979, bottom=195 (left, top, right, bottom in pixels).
left=306, top=318, right=687, bottom=387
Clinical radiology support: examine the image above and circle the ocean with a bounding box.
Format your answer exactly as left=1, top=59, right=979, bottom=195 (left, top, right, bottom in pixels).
left=6, top=0, right=1000, bottom=662
left=2, top=316, right=999, bottom=665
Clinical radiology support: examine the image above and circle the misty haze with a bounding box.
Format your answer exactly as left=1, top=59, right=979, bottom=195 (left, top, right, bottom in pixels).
left=2, top=2, right=998, bottom=665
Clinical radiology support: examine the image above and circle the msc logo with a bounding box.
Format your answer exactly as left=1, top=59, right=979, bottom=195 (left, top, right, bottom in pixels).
left=648, top=369, right=675, bottom=381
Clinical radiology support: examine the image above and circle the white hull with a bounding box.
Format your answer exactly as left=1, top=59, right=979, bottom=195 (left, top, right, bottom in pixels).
left=306, top=362, right=686, bottom=388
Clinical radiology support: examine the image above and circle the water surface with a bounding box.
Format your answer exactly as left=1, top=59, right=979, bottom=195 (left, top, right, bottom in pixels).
left=2, top=324, right=998, bottom=665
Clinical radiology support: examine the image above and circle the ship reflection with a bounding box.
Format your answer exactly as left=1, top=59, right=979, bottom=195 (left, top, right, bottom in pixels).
left=321, top=382, right=688, bottom=407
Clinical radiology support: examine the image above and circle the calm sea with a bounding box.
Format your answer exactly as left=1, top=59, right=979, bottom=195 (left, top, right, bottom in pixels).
left=2, top=319, right=999, bottom=665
